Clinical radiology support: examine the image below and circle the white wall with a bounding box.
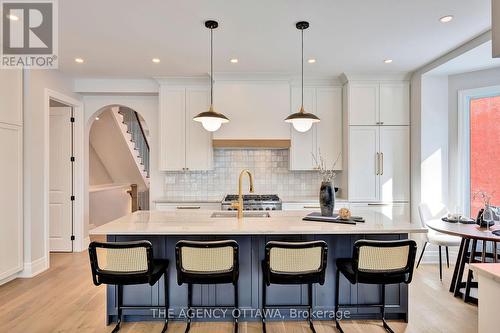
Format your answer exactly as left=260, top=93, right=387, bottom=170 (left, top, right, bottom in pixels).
left=447, top=67, right=500, bottom=209
left=82, top=95, right=159, bottom=238
left=89, top=185, right=130, bottom=228
left=89, top=144, right=112, bottom=185
left=22, top=69, right=80, bottom=273
left=421, top=75, right=449, bottom=206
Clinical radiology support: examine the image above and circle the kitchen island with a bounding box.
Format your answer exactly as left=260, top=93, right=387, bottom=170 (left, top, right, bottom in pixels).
left=90, top=209, right=426, bottom=324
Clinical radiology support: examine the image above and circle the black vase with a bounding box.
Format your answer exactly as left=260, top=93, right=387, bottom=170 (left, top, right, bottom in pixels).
left=319, top=181, right=335, bottom=216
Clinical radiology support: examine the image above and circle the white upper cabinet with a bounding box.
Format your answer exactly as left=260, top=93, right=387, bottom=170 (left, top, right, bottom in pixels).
left=348, top=83, right=379, bottom=125
left=290, top=87, right=316, bottom=170
left=379, top=83, right=410, bottom=125
left=159, top=86, right=212, bottom=171
left=185, top=88, right=213, bottom=170
left=0, top=69, right=23, bottom=126
left=289, top=86, right=343, bottom=170
left=316, top=87, right=343, bottom=169
left=347, top=81, right=409, bottom=126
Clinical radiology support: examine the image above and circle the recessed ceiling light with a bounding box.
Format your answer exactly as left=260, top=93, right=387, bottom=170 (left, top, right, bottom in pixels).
left=74, top=58, right=84, bottom=63
left=6, top=14, right=19, bottom=21
left=152, top=58, right=160, bottom=63
left=95, top=116, right=100, bottom=121
left=307, top=58, right=316, bottom=64
left=384, top=59, right=393, bottom=64
left=230, top=58, right=238, bottom=63
left=439, top=15, right=454, bottom=23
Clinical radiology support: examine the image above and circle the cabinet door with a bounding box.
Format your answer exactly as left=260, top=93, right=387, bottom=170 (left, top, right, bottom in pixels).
left=379, top=126, right=410, bottom=202
left=289, top=87, right=316, bottom=170
left=380, top=83, right=409, bottom=125
left=0, top=123, right=23, bottom=280
left=185, top=87, right=213, bottom=171
left=348, top=126, right=379, bottom=201
left=0, top=69, right=22, bottom=126
left=348, top=83, right=379, bottom=125
left=159, top=87, right=186, bottom=171
left=316, top=87, right=343, bottom=170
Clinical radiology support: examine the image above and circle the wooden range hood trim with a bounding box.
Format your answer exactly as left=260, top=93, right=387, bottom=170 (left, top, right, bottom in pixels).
left=212, top=139, right=291, bottom=149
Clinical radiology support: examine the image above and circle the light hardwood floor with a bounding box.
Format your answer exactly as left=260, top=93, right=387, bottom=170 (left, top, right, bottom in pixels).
left=0, top=250, right=477, bottom=333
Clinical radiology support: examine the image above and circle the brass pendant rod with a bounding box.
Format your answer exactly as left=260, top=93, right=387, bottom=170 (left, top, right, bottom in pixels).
left=301, top=28, right=304, bottom=112
left=210, top=27, right=214, bottom=107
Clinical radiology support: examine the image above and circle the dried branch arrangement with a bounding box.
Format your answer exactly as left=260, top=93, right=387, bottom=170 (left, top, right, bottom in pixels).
left=312, top=150, right=341, bottom=183
left=472, top=190, right=494, bottom=207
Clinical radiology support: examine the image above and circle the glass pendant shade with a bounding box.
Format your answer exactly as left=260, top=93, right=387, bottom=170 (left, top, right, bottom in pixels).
left=285, top=106, right=320, bottom=132
left=193, top=105, right=229, bottom=132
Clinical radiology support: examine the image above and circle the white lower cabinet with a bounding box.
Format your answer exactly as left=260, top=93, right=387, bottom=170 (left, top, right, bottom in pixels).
left=282, top=201, right=349, bottom=211
left=349, top=203, right=410, bottom=222
left=155, top=202, right=221, bottom=211
left=0, top=123, right=23, bottom=281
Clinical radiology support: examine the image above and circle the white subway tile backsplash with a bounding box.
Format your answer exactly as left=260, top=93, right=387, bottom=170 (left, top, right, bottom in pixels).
left=162, top=149, right=340, bottom=201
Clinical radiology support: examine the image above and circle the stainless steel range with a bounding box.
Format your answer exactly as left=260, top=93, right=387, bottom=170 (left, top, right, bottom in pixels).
left=221, top=194, right=282, bottom=211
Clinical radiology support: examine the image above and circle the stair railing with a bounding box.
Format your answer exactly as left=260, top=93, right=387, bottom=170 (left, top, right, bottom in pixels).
left=118, top=107, right=150, bottom=178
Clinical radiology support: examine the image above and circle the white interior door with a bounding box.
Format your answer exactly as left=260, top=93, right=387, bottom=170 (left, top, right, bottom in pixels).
left=49, top=107, right=73, bottom=252
left=379, top=126, right=410, bottom=202
left=348, top=126, right=380, bottom=201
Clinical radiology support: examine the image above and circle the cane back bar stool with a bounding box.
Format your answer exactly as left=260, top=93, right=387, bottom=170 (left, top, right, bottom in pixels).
left=88, top=240, right=169, bottom=333
left=175, top=240, right=239, bottom=333
left=335, top=239, right=417, bottom=333
left=261, top=240, right=328, bottom=333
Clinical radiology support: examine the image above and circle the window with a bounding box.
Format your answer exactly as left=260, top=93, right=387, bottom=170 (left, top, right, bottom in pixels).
left=469, top=95, right=500, bottom=217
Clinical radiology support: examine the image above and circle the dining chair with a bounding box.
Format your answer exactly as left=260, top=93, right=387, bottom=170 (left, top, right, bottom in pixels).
left=88, top=240, right=169, bottom=333
left=417, top=202, right=461, bottom=280
left=335, top=239, right=417, bottom=333
left=175, top=240, right=239, bottom=333
left=261, top=240, right=328, bottom=333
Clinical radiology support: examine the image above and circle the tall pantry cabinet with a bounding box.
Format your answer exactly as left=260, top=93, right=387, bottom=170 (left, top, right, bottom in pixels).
left=344, top=78, right=410, bottom=209
left=0, top=70, right=23, bottom=282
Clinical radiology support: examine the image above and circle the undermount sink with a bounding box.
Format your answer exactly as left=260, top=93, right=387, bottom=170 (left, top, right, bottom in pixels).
left=211, top=211, right=271, bottom=218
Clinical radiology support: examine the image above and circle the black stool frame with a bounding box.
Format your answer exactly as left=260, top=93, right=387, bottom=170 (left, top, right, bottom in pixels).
left=175, top=240, right=239, bottom=333
left=89, top=240, right=169, bottom=333
left=261, top=241, right=328, bottom=333
left=335, top=239, right=417, bottom=333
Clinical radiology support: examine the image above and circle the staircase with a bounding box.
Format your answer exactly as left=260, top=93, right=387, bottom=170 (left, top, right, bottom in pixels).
left=111, top=107, right=150, bottom=182
left=111, top=107, right=150, bottom=209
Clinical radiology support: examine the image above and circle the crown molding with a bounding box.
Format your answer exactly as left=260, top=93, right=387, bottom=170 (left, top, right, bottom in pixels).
left=340, top=72, right=411, bottom=84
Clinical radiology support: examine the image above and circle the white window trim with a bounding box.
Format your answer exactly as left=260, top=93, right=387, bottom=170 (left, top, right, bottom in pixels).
left=457, top=85, right=500, bottom=216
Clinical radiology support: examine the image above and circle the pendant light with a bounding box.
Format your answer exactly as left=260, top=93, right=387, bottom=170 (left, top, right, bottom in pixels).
left=193, top=20, right=229, bottom=132
left=285, top=21, right=320, bottom=132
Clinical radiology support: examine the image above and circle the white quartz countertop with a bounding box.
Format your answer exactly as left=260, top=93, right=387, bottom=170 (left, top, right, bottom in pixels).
left=89, top=209, right=426, bottom=236
left=471, top=264, right=500, bottom=283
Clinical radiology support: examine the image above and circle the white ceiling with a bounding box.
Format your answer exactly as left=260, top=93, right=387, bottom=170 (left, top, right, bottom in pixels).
left=58, top=0, right=492, bottom=78
left=427, top=40, right=500, bottom=76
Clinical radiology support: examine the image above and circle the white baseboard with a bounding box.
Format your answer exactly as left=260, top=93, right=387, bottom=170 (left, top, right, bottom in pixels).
left=0, top=270, right=21, bottom=286
left=17, top=256, right=49, bottom=278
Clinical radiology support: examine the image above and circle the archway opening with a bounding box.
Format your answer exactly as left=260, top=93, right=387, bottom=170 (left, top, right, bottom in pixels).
left=88, top=105, right=150, bottom=230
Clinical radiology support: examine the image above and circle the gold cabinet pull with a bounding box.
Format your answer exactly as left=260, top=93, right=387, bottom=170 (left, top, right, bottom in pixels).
left=376, top=153, right=380, bottom=175
left=380, top=152, right=384, bottom=175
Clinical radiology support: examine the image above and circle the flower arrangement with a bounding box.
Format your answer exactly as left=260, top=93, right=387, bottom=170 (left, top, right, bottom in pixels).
left=312, top=150, right=341, bottom=183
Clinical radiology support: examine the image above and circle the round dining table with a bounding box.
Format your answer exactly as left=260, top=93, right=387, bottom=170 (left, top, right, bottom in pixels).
left=426, top=219, right=500, bottom=303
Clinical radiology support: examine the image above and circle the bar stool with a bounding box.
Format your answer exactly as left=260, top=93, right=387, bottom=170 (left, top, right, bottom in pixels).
left=88, top=240, right=169, bottom=333
left=335, top=239, right=417, bottom=333
left=175, top=240, right=239, bottom=333
left=261, top=240, right=328, bottom=333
